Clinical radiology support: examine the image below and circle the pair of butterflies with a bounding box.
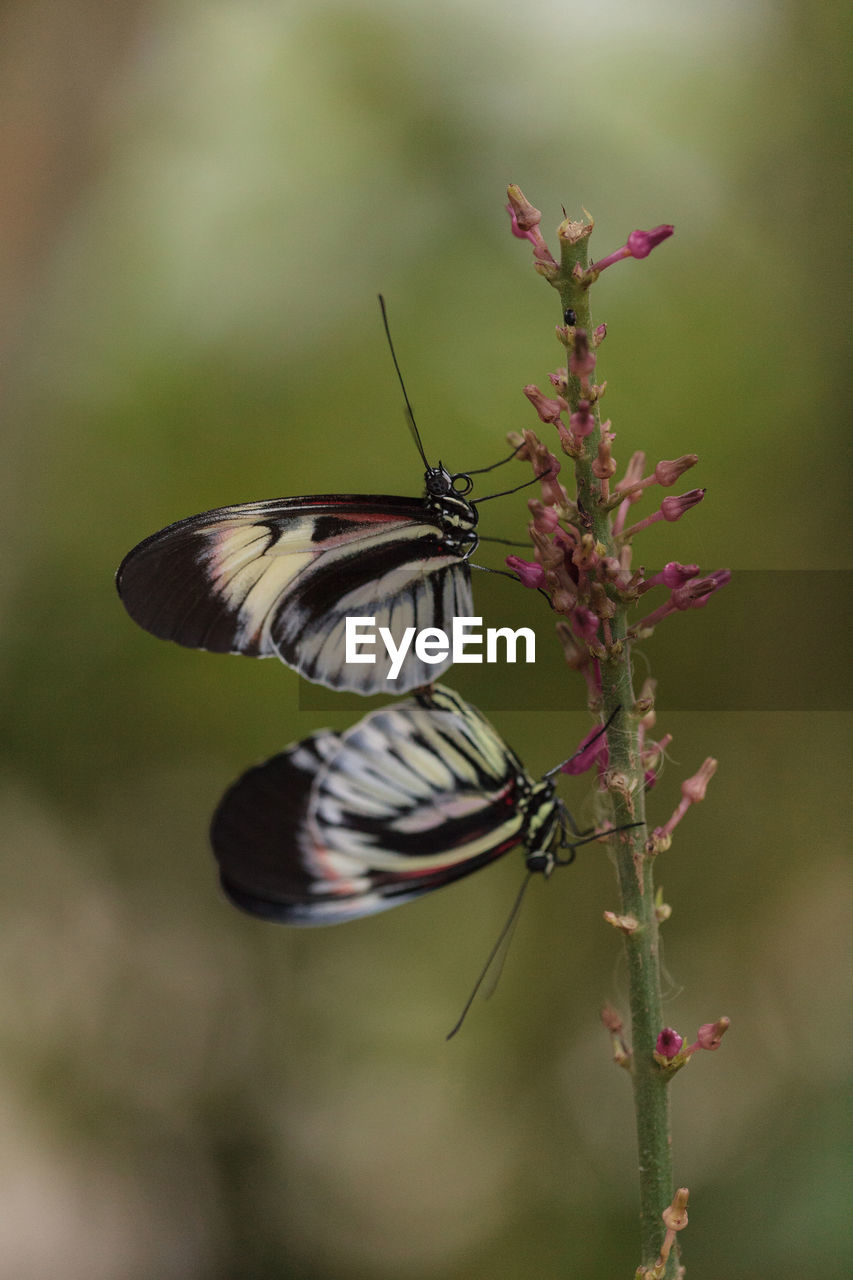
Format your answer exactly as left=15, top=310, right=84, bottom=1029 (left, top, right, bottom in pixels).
left=117, top=374, right=615, bottom=946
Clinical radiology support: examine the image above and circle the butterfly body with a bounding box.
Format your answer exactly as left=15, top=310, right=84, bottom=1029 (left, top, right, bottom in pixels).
left=116, top=466, right=478, bottom=694
left=211, top=684, right=568, bottom=925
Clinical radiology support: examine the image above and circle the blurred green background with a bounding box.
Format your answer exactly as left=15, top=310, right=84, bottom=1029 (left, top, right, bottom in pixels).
left=1, top=1, right=850, bottom=1276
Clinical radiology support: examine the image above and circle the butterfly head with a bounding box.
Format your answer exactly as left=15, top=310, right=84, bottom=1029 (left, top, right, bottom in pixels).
left=425, top=464, right=474, bottom=499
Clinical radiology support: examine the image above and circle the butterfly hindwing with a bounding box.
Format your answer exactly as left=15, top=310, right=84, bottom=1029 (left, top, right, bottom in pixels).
left=117, top=492, right=476, bottom=693
left=210, top=685, right=561, bottom=924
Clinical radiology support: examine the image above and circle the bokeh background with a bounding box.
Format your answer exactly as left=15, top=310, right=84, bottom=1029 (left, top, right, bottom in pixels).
left=1, top=1, right=850, bottom=1276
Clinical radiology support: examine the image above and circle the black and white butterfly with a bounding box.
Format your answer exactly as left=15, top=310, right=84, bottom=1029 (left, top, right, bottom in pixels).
left=116, top=467, right=481, bottom=694
left=115, top=297, right=544, bottom=693
left=210, top=684, right=617, bottom=926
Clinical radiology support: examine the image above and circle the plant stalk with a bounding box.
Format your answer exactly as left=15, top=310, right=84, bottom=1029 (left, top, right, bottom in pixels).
left=556, top=236, right=678, bottom=1275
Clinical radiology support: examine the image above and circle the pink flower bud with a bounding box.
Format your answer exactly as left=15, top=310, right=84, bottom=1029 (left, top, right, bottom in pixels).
left=570, top=400, right=595, bottom=440
left=570, top=605, right=600, bottom=643
left=527, top=498, right=560, bottom=533
left=588, top=225, right=674, bottom=275
left=626, top=225, right=674, bottom=258
left=539, top=458, right=568, bottom=508
left=523, top=384, right=567, bottom=424
left=592, top=438, right=617, bottom=480
left=654, top=454, right=699, bottom=486
left=506, top=187, right=542, bottom=239
left=661, top=488, right=706, bottom=521
left=689, top=1017, right=731, bottom=1053
left=616, top=451, right=646, bottom=497
left=594, top=323, right=607, bottom=344
left=569, top=331, right=596, bottom=380
left=655, top=1028, right=683, bottom=1060
left=661, top=561, right=700, bottom=588
left=671, top=569, right=731, bottom=610
left=560, top=722, right=609, bottom=775
left=505, top=556, right=546, bottom=590
left=681, top=757, right=717, bottom=803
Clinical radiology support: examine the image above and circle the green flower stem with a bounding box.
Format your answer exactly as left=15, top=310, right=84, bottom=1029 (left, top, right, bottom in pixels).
left=553, top=230, right=678, bottom=1275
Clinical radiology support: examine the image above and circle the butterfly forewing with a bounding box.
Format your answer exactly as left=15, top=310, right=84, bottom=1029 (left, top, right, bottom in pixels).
left=210, top=685, right=560, bottom=924
left=117, top=490, right=477, bottom=694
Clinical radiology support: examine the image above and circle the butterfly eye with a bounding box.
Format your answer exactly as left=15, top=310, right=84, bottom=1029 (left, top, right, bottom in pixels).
left=425, top=467, right=452, bottom=496
left=450, top=473, right=474, bottom=496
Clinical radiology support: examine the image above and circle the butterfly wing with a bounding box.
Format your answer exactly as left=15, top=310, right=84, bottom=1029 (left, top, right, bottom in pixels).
left=209, top=685, right=542, bottom=924
left=117, top=494, right=475, bottom=694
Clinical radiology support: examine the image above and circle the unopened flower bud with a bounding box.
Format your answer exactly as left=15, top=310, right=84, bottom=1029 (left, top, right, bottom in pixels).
left=593, top=438, right=617, bottom=480
left=682, top=757, right=717, bottom=803
left=626, top=225, right=674, bottom=258
left=616, top=450, right=646, bottom=497
left=662, top=561, right=700, bottom=588
left=505, top=556, right=546, bottom=590
left=671, top=569, right=731, bottom=610
left=570, top=606, right=600, bottom=643
left=693, top=1016, right=730, bottom=1050
left=569, top=331, right=596, bottom=380
left=661, top=488, right=706, bottom=521
left=655, top=454, right=699, bottom=486
left=570, top=400, right=595, bottom=440
left=523, top=384, right=567, bottom=424
left=527, top=498, right=560, bottom=533
left=506, top=185, right=542, bottom=237
left=588, top=225, right=674, bottom=276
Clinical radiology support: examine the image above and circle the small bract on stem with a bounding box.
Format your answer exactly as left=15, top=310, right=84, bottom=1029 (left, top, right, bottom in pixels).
left=505, top=183, right=730, bottom=1277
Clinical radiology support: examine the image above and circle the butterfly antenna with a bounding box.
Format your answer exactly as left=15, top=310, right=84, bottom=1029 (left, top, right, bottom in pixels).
left=543, top=706, right=622, bottom=778
left=446, top=871, right=535, bottom=1041
left=469, top=561, right=553, bottom=609
left=471, top=469, right=553, bottom=505
left=378, top=294, right=430, bottom=470
left=477, top=534, right=532, bottom=548
left=456, top=442, right=525, bottom=478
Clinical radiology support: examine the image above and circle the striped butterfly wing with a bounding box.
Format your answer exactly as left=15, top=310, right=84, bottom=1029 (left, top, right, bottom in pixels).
left=117, top=493, right=476, bottom=694
left=210, top=685, right=557, bottom=924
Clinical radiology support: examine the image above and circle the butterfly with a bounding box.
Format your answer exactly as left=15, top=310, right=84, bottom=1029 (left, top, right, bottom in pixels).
left=210, top=684, right=617, bottom=926
left=115, top=292, right=549, bottom=693
left=116, top=462, right=484, bottom=694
